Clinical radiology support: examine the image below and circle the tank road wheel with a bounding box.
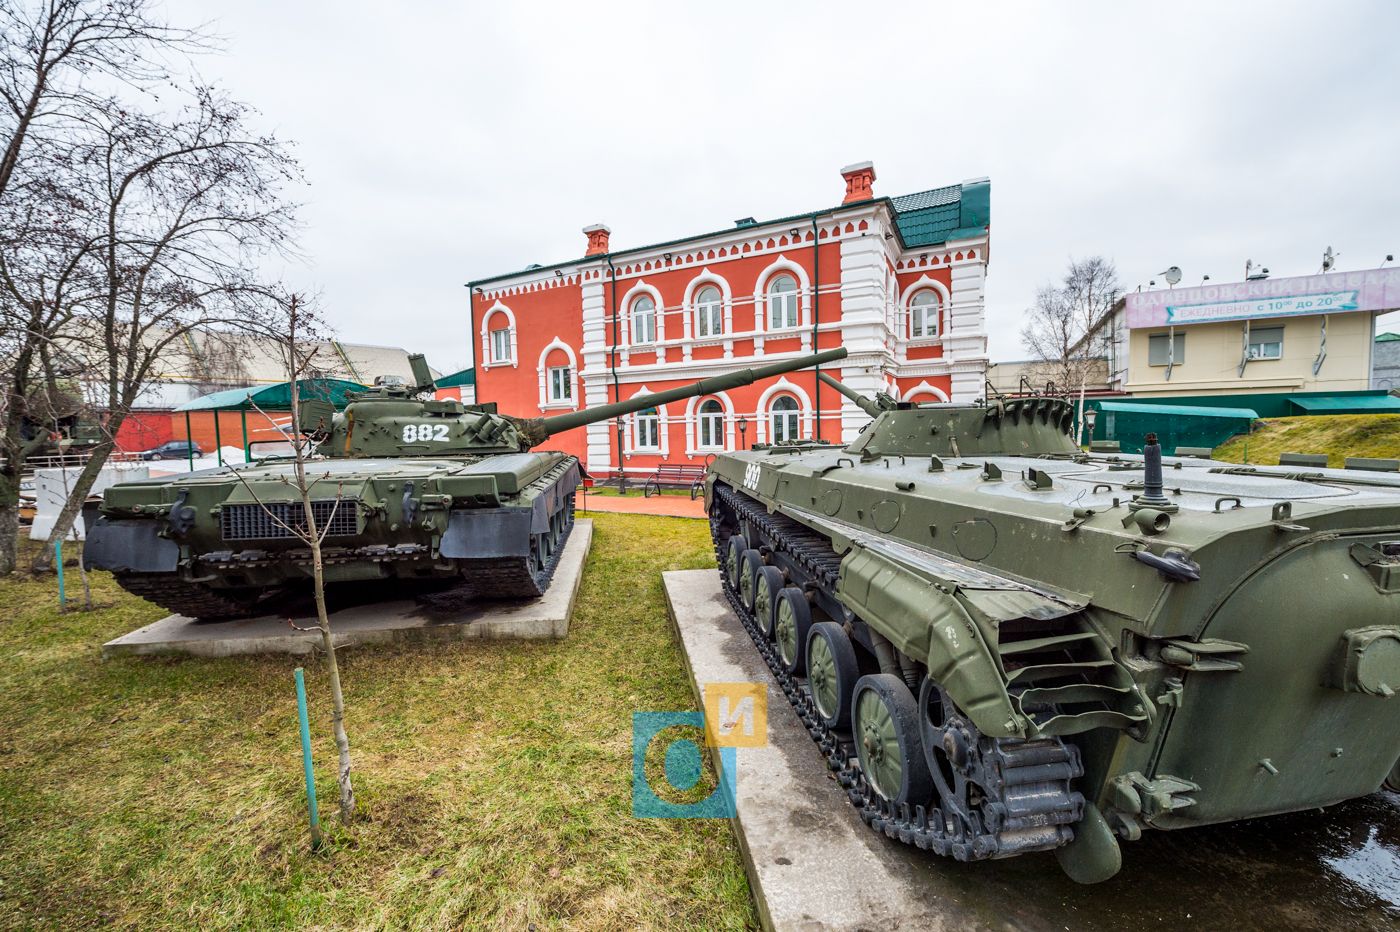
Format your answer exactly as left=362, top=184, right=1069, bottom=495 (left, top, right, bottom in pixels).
left=725, top=536, right=748, bottom=590
left=774, top=587, right=812, bottom=675
left=1386, top=758, right=1400, bottom=794
left=754, top=566, right=785, bottom=639
left=807, top=622, right=860, bottom=729
left=853, top=674, right=933, bottom=808
left=739, top=550, right=764, bottom=612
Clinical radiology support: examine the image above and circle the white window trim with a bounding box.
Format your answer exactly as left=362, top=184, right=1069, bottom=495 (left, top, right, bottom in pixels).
left=1247, top=327, right=1284, bottom=360
left=754, top=377, right=813, bottom=444
left=752, top=256, right=813, bottom=351
left=619, top=280, right=665, bottom=349
left=480, top=301, right=518, bottom=369
left=684, top=391, right=736, bottom=457
left=901, top=380, right=951, bottom=403
left=535, top=336, right=579, bottom=411
left=901, top=275, right=950, bottom=343
left=688, top=277, right=729, bottom=341
left=622, top=385, right=669, bottom=457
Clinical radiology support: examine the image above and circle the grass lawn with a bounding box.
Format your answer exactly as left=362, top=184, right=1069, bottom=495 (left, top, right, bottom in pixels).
left=0, top=515, right=755, bottom=931
left=1212, top=413, right=1400, bottom=466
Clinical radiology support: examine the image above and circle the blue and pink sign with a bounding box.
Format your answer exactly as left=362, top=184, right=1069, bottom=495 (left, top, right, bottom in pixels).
left=1124, top=267, right=1400, bottom=329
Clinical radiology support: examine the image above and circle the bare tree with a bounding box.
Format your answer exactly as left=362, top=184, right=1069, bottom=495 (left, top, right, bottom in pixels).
left=1020, top=256, right=1122, bottom=394
left=27, top=87, right=302, bottom=572
left=0, top=0, right=215, bottom=573
left=232, top=294, right=356, bottom=824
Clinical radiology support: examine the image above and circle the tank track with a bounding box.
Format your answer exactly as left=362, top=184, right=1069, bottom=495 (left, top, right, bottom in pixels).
left=114, top=505, right=576, bottom=616
left=112, top=574, right=285, bottom=620
left=712, top=482, right=1084, bottom=862
left=461, top=516, right=574, bottom=599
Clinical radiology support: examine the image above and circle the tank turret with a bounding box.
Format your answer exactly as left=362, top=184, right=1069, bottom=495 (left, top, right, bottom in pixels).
left=316, top=348, right=849, bottom=458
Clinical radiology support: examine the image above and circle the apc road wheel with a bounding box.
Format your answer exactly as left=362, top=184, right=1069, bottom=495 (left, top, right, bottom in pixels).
left=739, top=550, right=764, bottom=612
left=1386, top=758, right=1400, bottom=794
left=774, top=587, right=812, bottom=675
left=852, top=674, right=933, bottom=808
left=754, top=566, right=785, bottom=639
left=726, top=536, right=748, bottom=589
left=807, top=622, right=859, bottom=729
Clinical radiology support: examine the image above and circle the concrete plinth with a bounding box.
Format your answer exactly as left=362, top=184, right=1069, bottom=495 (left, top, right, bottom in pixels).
left=664, top=567, right=971, bottom=932
left=103, top=520, right=592, bottom=660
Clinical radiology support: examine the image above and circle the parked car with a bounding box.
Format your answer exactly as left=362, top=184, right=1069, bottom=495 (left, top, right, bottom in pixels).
left=140, top=441, right=202, bottom=461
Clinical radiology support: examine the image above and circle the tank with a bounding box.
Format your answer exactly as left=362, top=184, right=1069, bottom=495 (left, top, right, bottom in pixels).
left=82, top=348, right=848, bottom=619
left=706, top=377, right=1400, bottom=883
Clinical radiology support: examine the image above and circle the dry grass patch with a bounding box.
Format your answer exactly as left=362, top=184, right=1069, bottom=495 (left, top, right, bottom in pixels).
left=1212, top=413, right=1400, bottom=466
left=0, top=517, right=754, bottom=931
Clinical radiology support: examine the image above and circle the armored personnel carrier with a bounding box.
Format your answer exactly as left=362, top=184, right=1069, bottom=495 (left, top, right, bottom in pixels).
left=84, top=348, right=846, bottom=618
left=708, top=377, right=1400, bottom=883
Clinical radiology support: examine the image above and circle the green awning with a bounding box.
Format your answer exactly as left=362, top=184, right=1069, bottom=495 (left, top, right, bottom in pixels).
left=175, top=379, right=368, bottom=412
left=1288, top=395, right=1400, bottom=413
left=1094, top=401, right=1260, bottom=419
left=435, top=368, right=476, bottom=389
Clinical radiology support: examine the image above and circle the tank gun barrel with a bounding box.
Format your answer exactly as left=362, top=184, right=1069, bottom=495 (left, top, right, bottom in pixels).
left=523, top=348, right=848, bottom=442
left=817, top=372, right=882, bottom=418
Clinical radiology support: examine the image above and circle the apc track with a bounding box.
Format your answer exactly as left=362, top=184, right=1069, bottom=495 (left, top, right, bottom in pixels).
left=710, top=481, right=1088, bottom=862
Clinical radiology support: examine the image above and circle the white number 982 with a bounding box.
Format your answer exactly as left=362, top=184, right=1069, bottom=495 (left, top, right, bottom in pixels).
left=403, top=423, right=449, bottom=443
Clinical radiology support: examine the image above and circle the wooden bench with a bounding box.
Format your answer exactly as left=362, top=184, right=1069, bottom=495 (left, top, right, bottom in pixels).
left=644, top=464, right=708, bottom=500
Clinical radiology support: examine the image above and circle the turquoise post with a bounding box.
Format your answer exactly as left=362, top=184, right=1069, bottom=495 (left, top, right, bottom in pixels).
left=55, top=539, right=65, bottom=608
left=294, top=668, right=322, bottom=846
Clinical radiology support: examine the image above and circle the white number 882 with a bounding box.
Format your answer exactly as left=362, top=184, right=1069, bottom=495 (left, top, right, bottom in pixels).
left=402, top=423, right=449, bottom=443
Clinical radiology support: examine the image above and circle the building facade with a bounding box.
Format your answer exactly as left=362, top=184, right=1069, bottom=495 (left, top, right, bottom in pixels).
left=467, top=163, right=991, bottom=480
left=1110, top=267, right=1400, bottom=399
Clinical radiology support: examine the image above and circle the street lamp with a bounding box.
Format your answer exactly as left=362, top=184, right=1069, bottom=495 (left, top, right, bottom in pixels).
left=737, top=415, right=748, bottom=450
left=1083, top=408, right=1098, bottom=448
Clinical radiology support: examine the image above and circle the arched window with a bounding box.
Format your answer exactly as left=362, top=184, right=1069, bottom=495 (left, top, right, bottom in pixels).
left=910, top=290, right=941, bottom=339
left=632, top=295, right=656, bottom=345
left=635, top=406, right=660, bottom=450
left=768, top=275, right=798, bottom=330
left=770, top=396, right=799, bottom=443
left=698, top=399, right=724, bottom=450
left=695, top=286, right=723, bottom=338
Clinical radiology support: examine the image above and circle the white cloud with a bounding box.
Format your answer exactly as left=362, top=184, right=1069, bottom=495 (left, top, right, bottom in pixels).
left=168, top=0, right=1400, bottom=373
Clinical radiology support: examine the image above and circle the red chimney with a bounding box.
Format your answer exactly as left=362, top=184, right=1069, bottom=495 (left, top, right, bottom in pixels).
left=583, top=223, right=611, bottom=256
left=840, top=161, right=876, bottom=204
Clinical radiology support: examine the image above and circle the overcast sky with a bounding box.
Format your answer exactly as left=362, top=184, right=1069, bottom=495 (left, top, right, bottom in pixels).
left=167, top=0, right=1400, bottom=375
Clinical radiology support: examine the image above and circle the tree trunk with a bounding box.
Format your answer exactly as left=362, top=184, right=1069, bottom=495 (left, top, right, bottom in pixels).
left=303, top=482, right=355, bottom=822
left=32, top=430, right=121, bottom=574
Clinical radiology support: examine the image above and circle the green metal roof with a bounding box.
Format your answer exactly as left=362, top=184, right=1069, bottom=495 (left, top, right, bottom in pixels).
left=435, top=368, right=476, bottom=389
left=1094, top=401, right=1260, bottom=420
left=175, top=379, right=368, bottom=412
left=1377, top=332, right=1400, bottom=342
left=1288, top=394, right=1400, bottom=412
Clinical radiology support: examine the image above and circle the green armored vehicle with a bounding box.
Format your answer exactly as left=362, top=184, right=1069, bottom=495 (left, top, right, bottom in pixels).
left=84, top=349, right=847, bottom=618
left=708, top=377, right=1400, bottom=883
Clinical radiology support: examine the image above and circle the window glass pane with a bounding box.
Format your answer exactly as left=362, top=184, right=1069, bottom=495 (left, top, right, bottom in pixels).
left=492, top=328, right=509, bottom=361
left=1148, top=333, right=1186, bottom=366
left=1248, top=327, right=1283, bottom=360
left=770, top=275, right=797, bottom=329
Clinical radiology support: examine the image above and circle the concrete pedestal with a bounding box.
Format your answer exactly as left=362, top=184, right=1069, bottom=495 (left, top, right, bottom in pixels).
left=103, top=520, right=592, bottom=660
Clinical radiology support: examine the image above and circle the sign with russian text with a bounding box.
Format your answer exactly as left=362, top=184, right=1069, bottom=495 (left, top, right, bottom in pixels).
left=1166, top=291, right=1357, bottom=324
left=1124, top=267, right=1400, bottom=329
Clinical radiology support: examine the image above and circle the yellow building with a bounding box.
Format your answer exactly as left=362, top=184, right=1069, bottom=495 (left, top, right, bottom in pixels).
left=1116, top=267, right=1400, bottom=404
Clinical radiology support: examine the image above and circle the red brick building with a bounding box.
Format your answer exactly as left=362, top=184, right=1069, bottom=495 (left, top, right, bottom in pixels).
left=465, top=163, right=991, bottom=481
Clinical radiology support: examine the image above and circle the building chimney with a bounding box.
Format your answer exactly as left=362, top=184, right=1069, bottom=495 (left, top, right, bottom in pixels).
left=583, top=223, right=612, bottom=256
left=840, top=161, right=876, bottom=204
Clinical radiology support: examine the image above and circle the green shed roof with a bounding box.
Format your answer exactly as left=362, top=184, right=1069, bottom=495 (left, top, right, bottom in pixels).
left=1377, top=332, right=1400, bottom=342
left=175, top=379, right=368, bottom=412
left=435, top=368, right=476, bottom=389
left=1288, top=394, right=1400, bottom=413
left=1094, top=401, right=1259, bottom=420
